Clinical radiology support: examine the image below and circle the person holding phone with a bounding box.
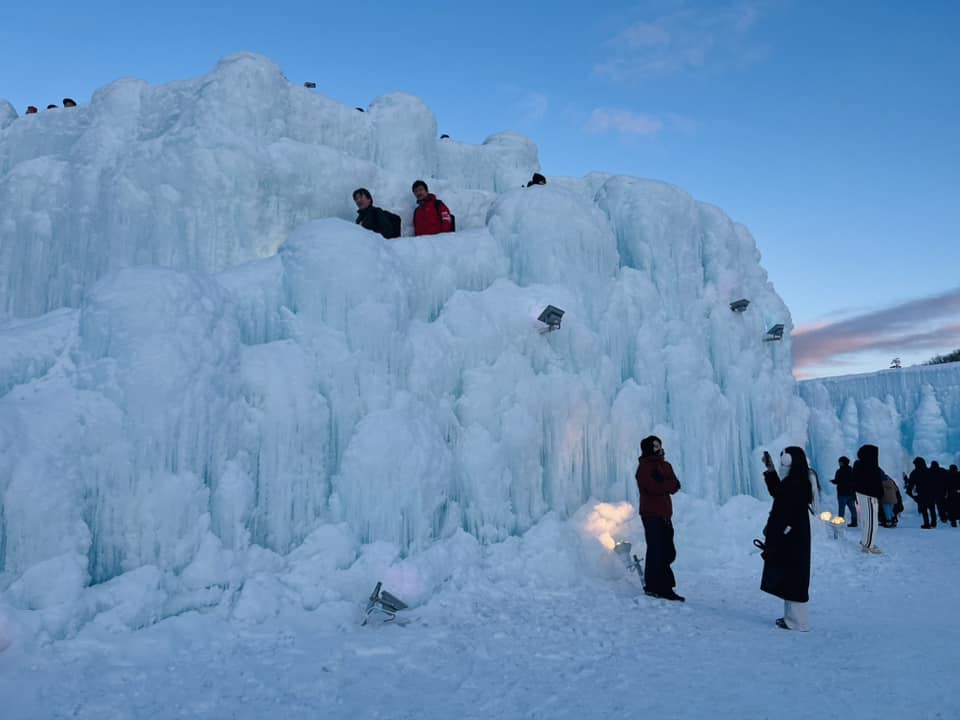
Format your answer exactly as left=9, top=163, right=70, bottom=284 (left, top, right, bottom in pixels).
left=760, top=447, right=817, bottom=631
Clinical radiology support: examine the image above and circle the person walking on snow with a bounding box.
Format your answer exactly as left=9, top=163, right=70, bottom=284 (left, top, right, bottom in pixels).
left=853, top=444, right=884, bottom=552
left=635, top=435, right=684, bottom=602
left=905, top=457, right=927, bottom=517
left=760, top=447, right=817, bottom=631
left=411, top=180, right=453, bottom=236
left=831, top=456, right=857, bottom=527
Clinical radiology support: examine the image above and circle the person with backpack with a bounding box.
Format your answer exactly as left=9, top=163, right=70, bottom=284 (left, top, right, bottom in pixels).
left=760, top=447, right=817, bottom=631
left=353, top=188, right=401, bottom=239
left=831, top=456, right=857, bottom=527
left=411, top=180, right=454, bottom=236
left=635, top=435, right=684, bottom=602
left=853, top=444, right=884, bottom=553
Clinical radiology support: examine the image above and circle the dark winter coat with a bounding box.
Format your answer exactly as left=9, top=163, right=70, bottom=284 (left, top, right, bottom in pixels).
left=636, top=456, right=680, bottom=519
left=852, top=445, right=883, bottom=499
left=947, top=468, right=960, bottom=519
left=413, top=193, right=452, bottom=236
left=922, top=466, right=948, bottom=502
left=356, top=205, right=398, bottom=239
left=831, top=465, right=855, bottom=496
left=907, top=468, right=926, bottom=500
left=760, top=469, right=812, bottom=603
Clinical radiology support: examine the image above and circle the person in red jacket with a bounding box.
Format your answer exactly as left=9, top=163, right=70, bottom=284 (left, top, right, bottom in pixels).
left=411, top=180, right=452, bottom=236
left=635, top=435, right=684, bottom=601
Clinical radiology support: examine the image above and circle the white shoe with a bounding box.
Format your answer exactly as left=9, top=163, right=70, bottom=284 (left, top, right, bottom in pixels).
left=868, top=546, right=882, bottom=554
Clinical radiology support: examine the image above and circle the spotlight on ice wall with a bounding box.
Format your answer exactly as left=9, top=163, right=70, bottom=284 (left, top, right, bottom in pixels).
left=729, top=298, right=750, bottom=313
left=538, top=305, right=564, bottom=334
left=362, top=582, right=409, bottom=626
left=303, top=81, right=317, bottom=88
left=764, top=324, right=785, bottom=342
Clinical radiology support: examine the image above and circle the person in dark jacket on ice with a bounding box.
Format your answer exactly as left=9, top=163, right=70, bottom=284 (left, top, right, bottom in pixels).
left=852, top=444, right=884, bottom=553
left=635, top=435, right=684, bottom=602
left=831, top=456, right=857, bottom=527
left=760, top=447, right=816, bottom=631
left=353, top=188, right=401, bottom=239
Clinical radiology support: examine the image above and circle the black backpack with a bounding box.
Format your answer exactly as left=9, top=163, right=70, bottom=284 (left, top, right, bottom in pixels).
left=380, top=209, right=402, bottom=239
left=435, top=199, right=455, bottom=232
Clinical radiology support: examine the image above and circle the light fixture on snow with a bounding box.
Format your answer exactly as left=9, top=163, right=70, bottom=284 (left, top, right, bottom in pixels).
left=729, top=299, right=750, bottom=313
left=819, top=510, right=846, bottom=540
left=362, top=581, right=408, bottom=625
left=303, top=81, right=317, bottom=88
left=764, top=324, right=785, bottom=342
left=613, top=540, right=643, bottom=575
left=538, top=305, right=564, bottom=334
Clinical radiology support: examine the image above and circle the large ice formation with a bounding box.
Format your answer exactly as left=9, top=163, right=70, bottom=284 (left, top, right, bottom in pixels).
left=802, top=363, right=960, bottom=480
left=0, top=53, right=805, bottom=640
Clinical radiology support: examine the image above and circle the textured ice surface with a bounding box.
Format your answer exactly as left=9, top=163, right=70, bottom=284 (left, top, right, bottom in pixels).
left=0, top=54, right=804, bottom=640
left=802, top=363, right=960, bottom=480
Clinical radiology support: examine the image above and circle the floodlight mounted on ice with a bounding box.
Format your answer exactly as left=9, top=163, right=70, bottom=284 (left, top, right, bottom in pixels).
left=303, top=81, right=317, bottom=89
left=764, top=324, right=785, bottom=342
left=362, top=581, right=408, bottom=625
left=538, top=305, right=564, bottom=334
left=729, top=299, right=750, bottom=313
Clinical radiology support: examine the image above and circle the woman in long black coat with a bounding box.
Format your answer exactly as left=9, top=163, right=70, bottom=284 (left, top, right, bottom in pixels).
left=760, top=446, right=816, bottom=631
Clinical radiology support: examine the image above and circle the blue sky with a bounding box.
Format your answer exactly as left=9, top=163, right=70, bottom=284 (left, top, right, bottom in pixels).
left=2, top=0, right=958, bottom=378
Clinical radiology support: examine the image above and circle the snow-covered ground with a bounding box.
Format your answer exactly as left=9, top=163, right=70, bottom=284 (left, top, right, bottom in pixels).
left=3, top=497, right=957, bottom=719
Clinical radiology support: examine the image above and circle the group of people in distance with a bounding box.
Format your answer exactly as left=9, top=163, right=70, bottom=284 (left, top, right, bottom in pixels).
left=24, top=98, right=77, bottom=114
left=353, top=174, right=546, bottom=239
left=634, top=439, right=950, bottom=633
left=905, top=457, right=960, bottom=528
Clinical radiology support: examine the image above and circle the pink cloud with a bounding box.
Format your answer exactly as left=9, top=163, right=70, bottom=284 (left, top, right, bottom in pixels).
left=792, top=287, right=960, bottom=370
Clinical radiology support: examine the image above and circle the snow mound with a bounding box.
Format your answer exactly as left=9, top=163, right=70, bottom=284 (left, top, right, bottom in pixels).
left=0, top=53, right=804, bottom=641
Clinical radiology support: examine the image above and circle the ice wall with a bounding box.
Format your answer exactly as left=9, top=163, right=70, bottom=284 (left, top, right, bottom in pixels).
left=0, top=53, right=804, bottom=638
left=802, top=364, right=960, bottom=481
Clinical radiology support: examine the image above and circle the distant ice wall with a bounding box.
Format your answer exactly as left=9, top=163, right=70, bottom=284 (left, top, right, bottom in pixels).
left=801, top=363, right=960, bottom=482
